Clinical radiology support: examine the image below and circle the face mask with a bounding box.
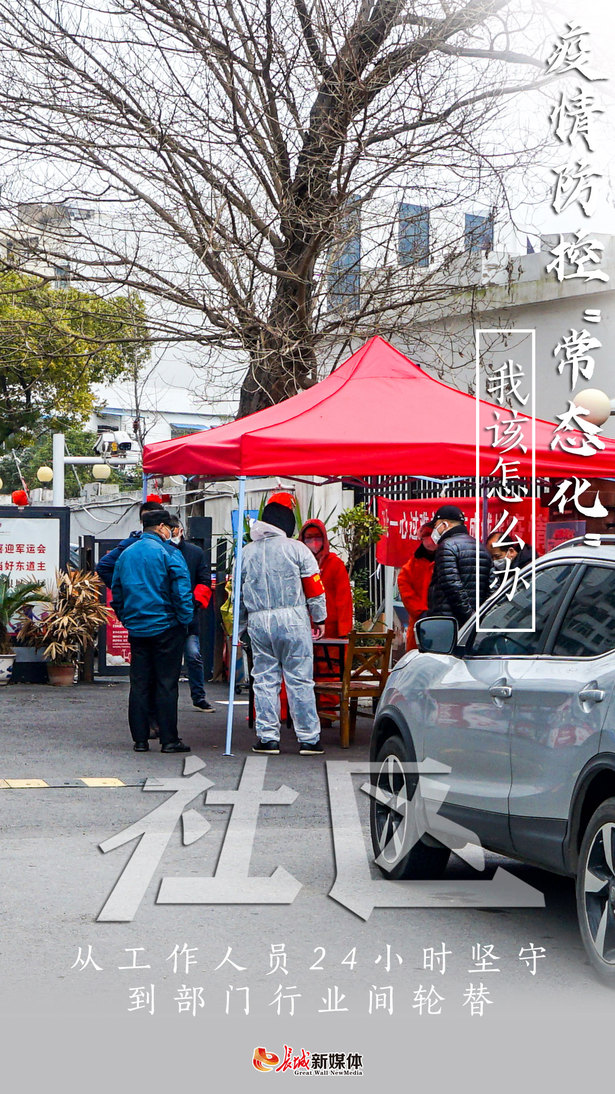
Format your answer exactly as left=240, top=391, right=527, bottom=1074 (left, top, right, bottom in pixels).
left=492, top=557, right=508, bottom=571
left=170, top=535, right=182, bottom=545
left=305, top=537, right=324, bottom=555
left=421, top=535, right=436, bottom=552
left=431, top=523, right=444, bottom=545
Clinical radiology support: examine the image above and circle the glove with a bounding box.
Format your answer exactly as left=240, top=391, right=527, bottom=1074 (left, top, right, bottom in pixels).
left=194, top=583, right=212, bottom=609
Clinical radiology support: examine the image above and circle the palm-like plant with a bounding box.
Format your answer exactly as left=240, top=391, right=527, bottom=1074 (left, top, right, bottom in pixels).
left=0, top=575, right=49, bottom=655
left=19, top=569, right=112, bottom=665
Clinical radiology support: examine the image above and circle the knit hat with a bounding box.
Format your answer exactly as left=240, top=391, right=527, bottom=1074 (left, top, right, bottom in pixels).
left=268, top=491, right=295, bottom=510
left=142, top=508, right=174, bottom=529
left=262, top=501, right=296, bottom=538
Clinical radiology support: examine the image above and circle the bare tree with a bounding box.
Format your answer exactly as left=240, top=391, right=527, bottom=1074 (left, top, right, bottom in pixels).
left=0, top=0, right=551, bottom=416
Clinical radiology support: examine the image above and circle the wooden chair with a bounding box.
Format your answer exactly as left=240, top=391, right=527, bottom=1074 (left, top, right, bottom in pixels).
left=314, top=630, right=395, bottom=748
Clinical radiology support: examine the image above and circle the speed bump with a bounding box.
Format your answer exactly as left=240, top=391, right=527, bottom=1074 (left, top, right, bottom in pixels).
left=79, top=777, right=125, bottom=787
left=5, top=778, right=49, bottom=788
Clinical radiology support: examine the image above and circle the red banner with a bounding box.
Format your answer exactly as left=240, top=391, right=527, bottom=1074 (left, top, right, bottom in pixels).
left=376, top=496, right=549, bottom=567
left=105, top=588, right=131, bottom=666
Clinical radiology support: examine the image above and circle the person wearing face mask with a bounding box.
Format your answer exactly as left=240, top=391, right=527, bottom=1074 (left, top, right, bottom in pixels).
left=486, top=532, right=535, bottom=577
left=168, top=516, right=214, bottom=713
left=298, top=520, right=353, bottom=640
left=111, top=509, right=194, bottom=753
left=96, top=497, right=165, bottom=588
left=427, top=505, right=492, bottom=626
left=298, top=518, right=353, bottom=726
left=239, top=501, right=327, bottom=755
left=397, top=523, right=437, bottom=651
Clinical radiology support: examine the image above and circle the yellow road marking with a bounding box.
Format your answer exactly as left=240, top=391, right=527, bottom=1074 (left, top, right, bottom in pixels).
left=79, top=777, right=125, bottom=787
left=5, top=779, right=49, bottom=788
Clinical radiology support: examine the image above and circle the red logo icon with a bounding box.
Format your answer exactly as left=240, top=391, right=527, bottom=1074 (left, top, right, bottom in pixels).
left=252, top=1048, right=280, bottom=1072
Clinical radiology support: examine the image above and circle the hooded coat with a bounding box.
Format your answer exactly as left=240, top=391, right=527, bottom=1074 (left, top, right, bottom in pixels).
left=298, top=519, right=353, bottom=638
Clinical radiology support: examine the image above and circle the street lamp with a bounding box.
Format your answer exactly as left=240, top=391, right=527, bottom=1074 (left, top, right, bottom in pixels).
left=92, top=464, right=111, bottom=481
left=573, top=388, right=612, bottom=427
left=36, top=466, right=53, bottom=484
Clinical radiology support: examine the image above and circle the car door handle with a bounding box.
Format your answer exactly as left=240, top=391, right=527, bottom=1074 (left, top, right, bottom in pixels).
left=489, top=684, right=512, bottom=700
left=578, top=686, right=606, bottom=704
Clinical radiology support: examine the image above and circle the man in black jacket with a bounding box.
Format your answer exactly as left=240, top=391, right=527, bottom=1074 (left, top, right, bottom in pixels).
left=168, top=516, right=214, bottom=713
left=427, top=505, right=492, bottom=625
left=486, top=532, right=536, bottom=573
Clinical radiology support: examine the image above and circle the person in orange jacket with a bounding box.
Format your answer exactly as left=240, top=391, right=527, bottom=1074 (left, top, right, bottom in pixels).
left=299, top=519, right=353, bottom=638
left=299, top=519, right=353, bottom=724
left=397, top=523, right=437, bottom=651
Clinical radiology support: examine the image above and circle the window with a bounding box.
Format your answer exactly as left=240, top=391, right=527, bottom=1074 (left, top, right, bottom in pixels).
left=398, top=203, right=429, bottom=267
left=464, top=213, right=493, bottom=254
left=53, top=265, right=71, bottom=286
left=328, top=201, right=361, bottom=312
left=465, top=564, right=573, bottom=657
left=550, top=566, right=615, bottom=658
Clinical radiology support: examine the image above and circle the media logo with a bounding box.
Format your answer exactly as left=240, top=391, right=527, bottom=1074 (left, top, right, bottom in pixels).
left=251, top=1046, right=363, bottom=1076
left=253, top=1047, right=281, bottom=1072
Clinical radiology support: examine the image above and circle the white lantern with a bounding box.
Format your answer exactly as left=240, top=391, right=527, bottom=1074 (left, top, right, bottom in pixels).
left=573, top=388, right=612, bottom=427
left=92, top=463, right=112, bottom=481
left=36, top=465, right=53, bottom=483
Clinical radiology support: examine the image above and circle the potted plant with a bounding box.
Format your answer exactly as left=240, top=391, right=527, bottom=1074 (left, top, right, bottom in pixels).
left=0, top=575, right=49, bottom=685
left=332, top=503, right=385, bottom=580
left=19, top=569, right=112, bottom=685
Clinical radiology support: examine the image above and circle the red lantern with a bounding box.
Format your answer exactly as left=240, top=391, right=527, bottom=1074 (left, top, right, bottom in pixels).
left=145, top=493, right=162, bottom=503
left=12, top=489, right=29, bottom=506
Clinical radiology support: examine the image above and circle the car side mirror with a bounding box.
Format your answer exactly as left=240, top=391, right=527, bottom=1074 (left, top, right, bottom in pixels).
left=415, top=616, right=458, bottom=655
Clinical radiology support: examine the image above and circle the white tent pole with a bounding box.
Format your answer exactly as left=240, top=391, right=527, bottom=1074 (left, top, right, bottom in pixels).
left=384, top=565, right=395, bottom=629
left=224, top=474, right=247, bottom=756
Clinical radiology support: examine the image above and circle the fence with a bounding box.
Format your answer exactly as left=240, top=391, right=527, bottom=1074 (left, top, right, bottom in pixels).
left=355, top=475, right=548, bottom=620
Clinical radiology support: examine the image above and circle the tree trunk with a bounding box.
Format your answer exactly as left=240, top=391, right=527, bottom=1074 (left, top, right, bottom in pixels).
left=237, top=266, right=318, bottom=418
left=238, top=340, right=317, bottom=418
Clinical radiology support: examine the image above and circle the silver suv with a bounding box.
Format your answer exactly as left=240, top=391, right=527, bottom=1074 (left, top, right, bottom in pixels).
left=370, top=535, right=615, bottom=982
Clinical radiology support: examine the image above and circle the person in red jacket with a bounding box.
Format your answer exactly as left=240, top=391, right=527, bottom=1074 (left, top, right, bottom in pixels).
left=299, top=519, right=353, bottom=638
left=299, top=519, right=353, bottom=724
left=397, top=523, right=436, bottom=651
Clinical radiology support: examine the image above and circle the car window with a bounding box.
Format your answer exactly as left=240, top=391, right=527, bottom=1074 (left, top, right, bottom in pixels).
left=550, top=565, right=615, bottom=658
left=464, top=564, right=574, bottom=657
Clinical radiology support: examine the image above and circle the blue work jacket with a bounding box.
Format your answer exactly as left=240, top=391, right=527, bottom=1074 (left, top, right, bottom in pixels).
left=111, top=531, right=193, bottom=636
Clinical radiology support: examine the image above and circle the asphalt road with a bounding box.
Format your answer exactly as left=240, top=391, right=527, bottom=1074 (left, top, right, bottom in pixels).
left=0, top=679, right=611, bottom=1091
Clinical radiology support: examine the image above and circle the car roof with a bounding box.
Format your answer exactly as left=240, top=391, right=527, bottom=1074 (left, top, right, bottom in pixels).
left=541, top=534, right=615, bottom=565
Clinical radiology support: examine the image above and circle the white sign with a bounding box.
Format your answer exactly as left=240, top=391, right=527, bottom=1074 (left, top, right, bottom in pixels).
left=0, top=516, right=61, bottom=590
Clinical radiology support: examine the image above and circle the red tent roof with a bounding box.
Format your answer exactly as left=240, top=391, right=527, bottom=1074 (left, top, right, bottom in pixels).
left=143, top=336, right=615, bottom=479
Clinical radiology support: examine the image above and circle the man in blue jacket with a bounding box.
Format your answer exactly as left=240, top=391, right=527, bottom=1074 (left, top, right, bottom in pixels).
left=111, top=509, right=194, bottom=754
left=96, top=499, right=164, bottom=587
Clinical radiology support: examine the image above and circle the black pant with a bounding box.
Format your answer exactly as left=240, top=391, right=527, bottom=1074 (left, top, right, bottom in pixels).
left=128, top=624, right=186, bottom=746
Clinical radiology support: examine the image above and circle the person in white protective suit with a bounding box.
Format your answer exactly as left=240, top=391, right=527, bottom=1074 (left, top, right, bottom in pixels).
left=239, top=500, right=327, bottom=755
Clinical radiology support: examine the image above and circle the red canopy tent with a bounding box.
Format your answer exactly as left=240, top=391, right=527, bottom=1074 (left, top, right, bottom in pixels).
left=143, top=335, right=615, bottom=479
left=143, top=336, right=615, bottom=754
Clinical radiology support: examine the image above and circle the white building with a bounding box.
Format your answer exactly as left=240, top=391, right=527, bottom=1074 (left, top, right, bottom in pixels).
left=389, top=234, right=615, bottom=440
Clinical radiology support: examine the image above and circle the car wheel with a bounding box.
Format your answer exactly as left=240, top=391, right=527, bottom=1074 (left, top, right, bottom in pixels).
left=370, top=735, right=450, bottom=880
left=576, top=797, right=615, bottom=983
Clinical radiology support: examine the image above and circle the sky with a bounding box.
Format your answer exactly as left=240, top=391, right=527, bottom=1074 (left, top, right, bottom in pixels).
left=520, top=0, right=615, bottom=237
